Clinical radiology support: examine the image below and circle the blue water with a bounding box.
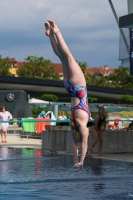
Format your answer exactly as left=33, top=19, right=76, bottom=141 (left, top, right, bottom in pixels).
left=0, top=147, right=133, bottom=200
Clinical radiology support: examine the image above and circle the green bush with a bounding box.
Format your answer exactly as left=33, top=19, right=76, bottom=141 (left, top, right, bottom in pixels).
left=58, top=111, right=70, bottom=118
left=31, top=107, right=70, bottom=119
left=91, top=111, right=108, bottom=119
left=31, top=108, right=108, bottom=119
left=120, top=94, right=133, bottom=105
left=41, top=94, right=58, bottom=102
left=119, top=111, right=133, bottom=118
left=31, top=107, right=45, bottom=118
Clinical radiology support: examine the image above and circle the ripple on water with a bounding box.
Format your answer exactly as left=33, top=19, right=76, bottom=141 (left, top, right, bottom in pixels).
left=0, top=147, right=133, bottom=199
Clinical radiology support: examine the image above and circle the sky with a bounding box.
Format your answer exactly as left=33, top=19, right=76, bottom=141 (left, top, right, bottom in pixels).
left=0, top=0, right=128, bottom=68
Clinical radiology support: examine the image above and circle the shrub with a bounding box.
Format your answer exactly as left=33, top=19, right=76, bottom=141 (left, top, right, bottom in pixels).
left=119, top=111, right=133, bottom=118
left=91, top=111, right=108, bottom=119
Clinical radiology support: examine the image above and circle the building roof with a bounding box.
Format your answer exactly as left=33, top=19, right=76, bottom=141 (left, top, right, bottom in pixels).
left=9, top=58, right=18, bottom=63
left=1, top=57, right=115, bottom=77
left=16, top=62, right=24, bottom=68
left=50, top=63, right=63, bottom=75
left=86, top=66, right=114, bottom=76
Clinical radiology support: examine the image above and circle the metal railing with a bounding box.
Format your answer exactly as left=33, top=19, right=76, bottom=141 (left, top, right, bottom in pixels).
left=0, top=118, right=132, bottom=135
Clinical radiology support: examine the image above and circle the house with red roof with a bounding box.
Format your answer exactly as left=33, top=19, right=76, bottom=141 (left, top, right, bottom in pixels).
left=86, top=65, right=114, bottom=77
left=1, top=57, right=115, bottom=78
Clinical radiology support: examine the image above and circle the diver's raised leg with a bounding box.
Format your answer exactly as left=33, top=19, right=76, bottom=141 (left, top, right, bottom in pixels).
left=45, top=22, right=69, bottom=80
left=48, top=20, right=86, bottom=86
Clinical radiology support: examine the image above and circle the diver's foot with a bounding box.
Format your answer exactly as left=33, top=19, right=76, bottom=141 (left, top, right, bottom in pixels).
left=74, top=163, right=80, bottom=168
left=48, top=20, right=59, bottom=34
left=74, top=162, right=83, bottom=168
left=44, top=22, right=51, bottom=36
left=78, top=162, right=83, bottom=167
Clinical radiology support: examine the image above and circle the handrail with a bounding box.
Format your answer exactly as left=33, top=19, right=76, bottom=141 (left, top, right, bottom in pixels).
left=0, top=119, right=132, bottom=123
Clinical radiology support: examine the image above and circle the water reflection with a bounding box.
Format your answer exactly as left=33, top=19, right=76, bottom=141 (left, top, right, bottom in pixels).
left=0, top=147, right=43, bottom=182
left=0, top=147, right=133, bottom=200
left=89, top=158, right=103, bottom=175
left=84, top=158, right=105, bottom=194
left=93, top=183, right=105, bottom=194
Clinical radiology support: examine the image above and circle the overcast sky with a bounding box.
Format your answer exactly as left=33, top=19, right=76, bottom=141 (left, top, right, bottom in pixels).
left=0, top=0, right=128, bottom=68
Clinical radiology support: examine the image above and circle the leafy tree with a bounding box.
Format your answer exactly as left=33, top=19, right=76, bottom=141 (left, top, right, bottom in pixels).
left=86, top=73, right=109, bottom=87
left=31, top=107, right=45, bottom=118
left=85, top=66, right=133, bottom=90
left=93, top=76, right=109, bottom=87
left=120, top=94, right=133, bottom=107
left=77, top=61, right=88, bottom=74
left=0, top=55, right=12, bottom=76
left=88, top=97, right=97, bottom=103
left=106, top=66, right=132, bottom=89
left=17, top=56, right=59, bottom=80
left=41, top=94, right=58, bottom=102
left=85, top=71, right=94, bottom=84
left=76, top=60, right=107, bottom=87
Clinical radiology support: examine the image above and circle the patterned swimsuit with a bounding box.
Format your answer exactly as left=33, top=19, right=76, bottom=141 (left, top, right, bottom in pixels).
left=64, top=79, right=91, bottom=119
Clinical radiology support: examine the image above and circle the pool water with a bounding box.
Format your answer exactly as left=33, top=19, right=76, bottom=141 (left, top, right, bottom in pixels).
left=0, top=147, right=133, bottom=200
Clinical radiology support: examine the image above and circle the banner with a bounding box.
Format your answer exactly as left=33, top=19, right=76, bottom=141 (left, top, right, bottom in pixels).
left=130, top=29, right=133, bottom=75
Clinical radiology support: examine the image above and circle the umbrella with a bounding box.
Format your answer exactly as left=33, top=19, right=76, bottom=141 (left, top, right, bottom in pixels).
left=29, top=98, right=49, bottom=104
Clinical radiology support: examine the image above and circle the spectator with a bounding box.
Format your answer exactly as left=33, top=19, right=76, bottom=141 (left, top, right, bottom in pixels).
left=0, top=105, right=12, bottom=143
left=37, top=111, right=46, bottom=118
left=45, top=111, right=56, bottom=126
left=58, top=112, right=67, bottom=120
left=87, top=106, right=106, bottom=157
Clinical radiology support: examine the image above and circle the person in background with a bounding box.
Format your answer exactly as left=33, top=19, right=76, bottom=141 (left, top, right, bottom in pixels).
left=45, top=111, right=56, bottom=126
left=58, top=111, right=67, bottom=120
left=46, top=112, right=51, bottom=118
left=36, top=111, right=50, bottom=133
left=0, top=105, right=12, bottom=143
left=45, top=20, right=90, bottom=167
left=87, top=106, right=106, bottom=157
left=37, top=111, right=46, bottom=118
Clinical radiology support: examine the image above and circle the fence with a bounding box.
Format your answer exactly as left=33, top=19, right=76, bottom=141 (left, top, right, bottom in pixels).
left=1, top=118, right=133, bottom=134
left=1, top=118, right=133, bottom=138
left=1, top=119, right=133, bottom=153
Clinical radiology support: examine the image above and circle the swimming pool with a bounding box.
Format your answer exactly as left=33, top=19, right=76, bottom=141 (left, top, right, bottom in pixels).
left=0, top=147, right=133, bottom=200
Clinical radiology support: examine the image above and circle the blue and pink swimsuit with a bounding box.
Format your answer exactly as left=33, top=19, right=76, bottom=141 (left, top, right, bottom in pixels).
left=64, top=79, right=91, bottom=120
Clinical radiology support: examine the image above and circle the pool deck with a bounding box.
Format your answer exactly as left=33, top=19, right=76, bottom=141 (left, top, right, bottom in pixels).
left=0, top=135, right=42, bottom=150
left=0, top=135, right=133, bottom=163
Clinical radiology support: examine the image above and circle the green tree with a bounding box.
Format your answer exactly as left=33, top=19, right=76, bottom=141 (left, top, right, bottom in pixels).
left=84, top=71, right=94, bottom=84
left=41, top=94, right=58, bottom=102
left=106, top=66, right=133, bottom=89
left=120, top=94, right=133, bottom=107
left=85, top=66, right=133, bottom=89
left=31, top=107, right=45, bottom=118
left=77, top=61, right=88, bottom=74
left=17, top=56, right=59, bottom=80
left=86, top=73, right=109, bottom=87
left=0, top=55, right=12, bottom=76
left=88, top=97, right=97, bottom=103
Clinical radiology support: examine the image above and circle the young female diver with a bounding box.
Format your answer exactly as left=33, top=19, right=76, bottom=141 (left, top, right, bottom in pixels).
left=45, top=20, right=91, bottom=167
